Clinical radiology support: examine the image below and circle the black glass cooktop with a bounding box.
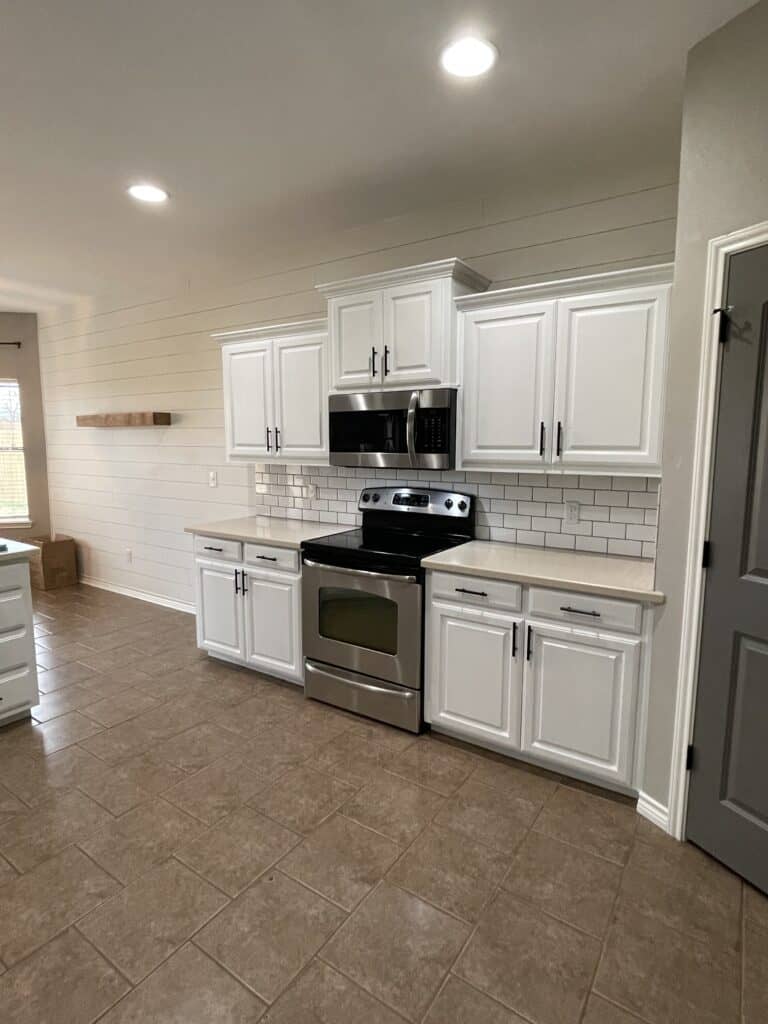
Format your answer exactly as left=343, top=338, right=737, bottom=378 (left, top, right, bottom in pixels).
left=301, top=527, right=469, bottom=574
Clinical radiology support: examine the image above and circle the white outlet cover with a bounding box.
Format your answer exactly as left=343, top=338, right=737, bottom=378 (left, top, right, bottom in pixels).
left=209, top=471, right=218, bottom=487
left=565, top=501, right=580, bottom=523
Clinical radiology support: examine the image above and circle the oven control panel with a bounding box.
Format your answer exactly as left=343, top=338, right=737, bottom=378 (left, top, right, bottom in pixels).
left=358, top=487, right=472, bottom=518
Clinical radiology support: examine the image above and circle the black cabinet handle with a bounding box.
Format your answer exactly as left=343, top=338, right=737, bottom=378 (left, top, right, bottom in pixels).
left=242, top=572, right=248, bottom=594
left=266, top=427, right=272, bottom=452
left=371, top=346, right=378, bottom=377
left=234, top=569, right=240, bottom=595
left=560, top=605, right=601, bottom=617
left=512, top=621, right=518, bottom=658
left=203, top=546, right=223, bottom=552
left=556, top=421, right=563, bottom=456
left=275, top=427, right=281, bottom=452
left=455, top=587, right=488, bottom=597
left=526, top=624, right=533, bottom=661
left=539, top=421, right=545, bottom=456
left=255, top=555, right=278, bottom=562
left=383, top=345, right=390, bottom=376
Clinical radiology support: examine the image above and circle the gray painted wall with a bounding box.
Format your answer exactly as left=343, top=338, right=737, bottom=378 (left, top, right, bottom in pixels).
left=646, top=0, right=768, bottom=805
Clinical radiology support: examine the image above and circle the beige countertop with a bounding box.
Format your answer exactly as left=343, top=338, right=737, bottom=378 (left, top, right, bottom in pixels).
left=185, top=516, right=352, bottom=549
left=422, top=541, right=664, bottom=604
left=0, top=538, right=38, bottom=566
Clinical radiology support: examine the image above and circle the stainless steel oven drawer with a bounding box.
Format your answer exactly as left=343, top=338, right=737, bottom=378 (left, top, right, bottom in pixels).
left=305, top=659, right=421, bottom=733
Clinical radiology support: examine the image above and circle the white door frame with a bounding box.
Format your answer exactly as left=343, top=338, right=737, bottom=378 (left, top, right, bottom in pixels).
left=669, top=219, right=768, bottom=840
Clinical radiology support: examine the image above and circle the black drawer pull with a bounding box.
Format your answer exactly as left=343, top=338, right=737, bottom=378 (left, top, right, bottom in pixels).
left=455, top=587, right=488, bottom=597
left=255, top=555, right=278, bottom=562
left=203, top=546, right=223, bottom=552
left=560, top=605, right=601, bottom=617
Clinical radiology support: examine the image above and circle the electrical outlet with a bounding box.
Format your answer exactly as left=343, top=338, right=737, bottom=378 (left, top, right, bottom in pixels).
left=208, top=471, right=218, bottom=488
left=125, top=548, right=133, bottom=564
left=565, top=501, right=580, bottom=524
left=304, top=483, right=316, bottom=500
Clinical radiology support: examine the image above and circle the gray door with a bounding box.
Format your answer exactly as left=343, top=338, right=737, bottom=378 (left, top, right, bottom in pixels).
left=686, top=242, right=768, bottom=893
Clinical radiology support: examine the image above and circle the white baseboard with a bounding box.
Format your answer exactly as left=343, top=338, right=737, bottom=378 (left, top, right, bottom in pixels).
left=637, top=791, right=672, bottom=835
left=79, top=575, right=195, bottom=616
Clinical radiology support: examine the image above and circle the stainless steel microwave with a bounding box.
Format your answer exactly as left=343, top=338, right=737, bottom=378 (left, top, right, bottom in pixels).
left=328, top=388, right=457, bottom=470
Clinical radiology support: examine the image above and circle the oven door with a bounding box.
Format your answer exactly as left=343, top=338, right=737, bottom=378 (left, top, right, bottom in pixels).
left=302, top=559, right=423, bottom=688
left=328, top=388, right=456, bottom=470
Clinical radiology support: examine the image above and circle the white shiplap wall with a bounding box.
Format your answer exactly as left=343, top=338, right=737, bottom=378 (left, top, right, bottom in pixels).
left=38, top=180, right=677, bottom=608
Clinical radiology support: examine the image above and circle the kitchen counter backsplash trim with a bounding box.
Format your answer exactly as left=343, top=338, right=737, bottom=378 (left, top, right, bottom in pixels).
left=245, top=466, right=659, bottom=559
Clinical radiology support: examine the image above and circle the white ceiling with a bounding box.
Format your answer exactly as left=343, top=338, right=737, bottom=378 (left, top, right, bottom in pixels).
left=0, top=0, right=753, bottom=308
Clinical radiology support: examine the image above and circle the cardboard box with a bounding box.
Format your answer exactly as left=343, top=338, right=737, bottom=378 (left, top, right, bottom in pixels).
left=28, top=535, right=78, bottom=590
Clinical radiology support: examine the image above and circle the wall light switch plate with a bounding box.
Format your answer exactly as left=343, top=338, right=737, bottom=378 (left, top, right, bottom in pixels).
left=208, top=471, right=218, bottom=488
left=565, top=501, right=580, bottom=523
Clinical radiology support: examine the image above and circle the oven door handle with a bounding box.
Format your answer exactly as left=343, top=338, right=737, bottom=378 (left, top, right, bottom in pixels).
left=302, top=558, right=418, bottom=585
left=406, top=389, right=419, bottom=468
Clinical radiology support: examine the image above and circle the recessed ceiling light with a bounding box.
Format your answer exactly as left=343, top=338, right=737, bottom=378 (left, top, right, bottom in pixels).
left=440, top=36, right=497, bottom=78
left=127, top=183, right=169, bottom=203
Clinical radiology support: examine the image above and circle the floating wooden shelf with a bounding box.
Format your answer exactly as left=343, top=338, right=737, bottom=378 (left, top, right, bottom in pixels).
left=76, top=412, right=172, bottom=427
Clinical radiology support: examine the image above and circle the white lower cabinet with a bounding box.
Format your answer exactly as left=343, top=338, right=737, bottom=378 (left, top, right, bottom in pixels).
left=522, top=620, right=640, bottom=785
left=426, top=573, right=646, bottom=789
left=194, top=549, right=302, bottom=684
left=243, top=569, right=302, bottom=682
left=0, top=560, right=38, bottom=723
left=429, top=601, right=523, bottom=747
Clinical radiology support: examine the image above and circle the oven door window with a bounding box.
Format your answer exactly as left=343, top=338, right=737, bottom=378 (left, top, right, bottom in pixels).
left=318, top=587, right=398, bottom=655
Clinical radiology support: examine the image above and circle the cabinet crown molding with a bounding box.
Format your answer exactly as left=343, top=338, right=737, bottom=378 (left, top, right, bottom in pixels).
left=455, top=263, right=674, bottom=312
left=212, top=317, right=327, bottom=344
left=316, top=258, right=491, bottom=298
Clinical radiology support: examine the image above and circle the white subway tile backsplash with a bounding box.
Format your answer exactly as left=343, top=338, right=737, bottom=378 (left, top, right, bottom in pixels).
left=249, top=466, right=659, bottom=559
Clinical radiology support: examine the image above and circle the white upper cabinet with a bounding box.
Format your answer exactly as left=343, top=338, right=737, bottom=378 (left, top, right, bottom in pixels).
left=456, top=266, right=672, bottom=475
left=553, top=285, right=670, bottom=470
left=273, top=332, right=328, bottom=461
left=318, top=259, right=490, bottom=391
left=215, top=319, right=328, bottom=464
left=222, top=341, right=273, bottom=459
left=461, top=301, right=556, bottom=466
left=328, top=289, right=382, bottom=389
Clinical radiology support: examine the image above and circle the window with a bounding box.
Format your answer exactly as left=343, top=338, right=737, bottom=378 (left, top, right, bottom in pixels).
left=0, top=380, right=29, bottom=521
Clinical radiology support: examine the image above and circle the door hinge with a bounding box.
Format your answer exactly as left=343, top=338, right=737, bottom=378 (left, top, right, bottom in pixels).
left=712, top=305, right=733, bottom=344
left=686, top=744, right=695, bottom=771
left=702, top=540, right=711, bottom=568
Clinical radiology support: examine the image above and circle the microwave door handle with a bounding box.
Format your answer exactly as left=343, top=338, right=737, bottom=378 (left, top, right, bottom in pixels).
left=406, top=390, right=419, bottom=468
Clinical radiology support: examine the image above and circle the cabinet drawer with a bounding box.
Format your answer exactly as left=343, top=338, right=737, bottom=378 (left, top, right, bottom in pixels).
left=194, top=535, right=243, bottom=562
left=430, top=571, right=521, bottom=612
left=528, top=587, right=642, bottom=634
left=0, top=664, right=37, bottom=719
left=244, top=543, right=299, bottom=574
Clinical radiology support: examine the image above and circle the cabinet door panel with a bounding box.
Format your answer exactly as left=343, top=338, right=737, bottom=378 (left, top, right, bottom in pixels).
left=522, top=621, right=639, bottom=783
left=553, top=286, right=669, bottom=468
left=429, top=601, right=522, bottom=746
left=382, top=280, right=442, bottom=385
left=330, top=291, right=382, bottom=389
left=274, top=332, right=328, bottom=461
left=244, top=571, right=302, bottom=683
left=461, top=302, right=555, bottom=466
left=223, top=341, right=273, bottom=458
left=195, top=561, right=244, bottom=661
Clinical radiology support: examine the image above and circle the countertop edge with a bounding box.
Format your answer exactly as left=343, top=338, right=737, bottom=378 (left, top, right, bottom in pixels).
left=421, top=554, right=665, bottom=605
left=184, top=522, right=349, bottom=550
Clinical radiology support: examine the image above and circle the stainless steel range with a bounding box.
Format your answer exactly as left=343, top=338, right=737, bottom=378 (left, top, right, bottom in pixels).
left=301, top=486, right=474, bottom=732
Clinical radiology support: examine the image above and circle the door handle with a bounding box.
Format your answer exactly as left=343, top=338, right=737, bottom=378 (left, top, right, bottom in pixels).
left=203, top=546, right=223, bottom=552
left=512, top=621, right=518, bottom=658
left=242, top=572, right=248, bottom=594
left=560, top=605, right=600, bottom=617
left=383, top=345, right=390, bottom=376
left=266, top=427, right=271, bottom=452
left=455, top=587, right=488, bottom=597
left=556, top=421, right=563, bottom=457
left=274, top=427, right=281, bottom=452
left=371, top=346, right=378, bottom=377
left=526, top=624, right=533, bottom=661
left=406, top=390, right=419, bottom=468
left=255, top=555, right=278, bottom=562
left=302, top=558, right=417, bottom=585
left=234, top=569, right=240, bottom=595
left=539, top=421, right=545, bottom=457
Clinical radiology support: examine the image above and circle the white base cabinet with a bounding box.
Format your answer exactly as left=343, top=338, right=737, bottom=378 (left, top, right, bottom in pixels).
left=427, top=572, right=650, bottom=790
left=194, top=543, right=303, bottom=684
left=0, top=560, right=39, bottom=724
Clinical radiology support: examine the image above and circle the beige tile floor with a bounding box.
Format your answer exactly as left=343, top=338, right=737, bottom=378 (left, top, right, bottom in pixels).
left=0, top=583, right=764, bottom=1023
